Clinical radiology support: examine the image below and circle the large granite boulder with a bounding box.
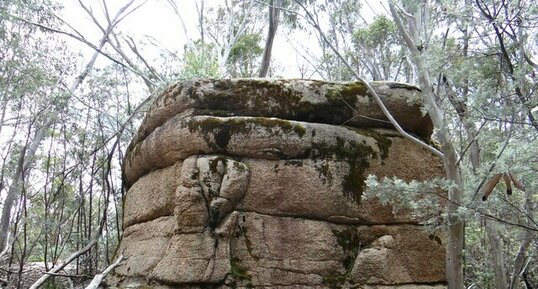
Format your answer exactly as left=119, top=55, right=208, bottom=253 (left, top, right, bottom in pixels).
left=110, top=79, right=446, bottom=289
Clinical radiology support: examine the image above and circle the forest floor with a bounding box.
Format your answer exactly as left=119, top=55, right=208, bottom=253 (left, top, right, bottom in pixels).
left=0, top=261, right=87, bottom=289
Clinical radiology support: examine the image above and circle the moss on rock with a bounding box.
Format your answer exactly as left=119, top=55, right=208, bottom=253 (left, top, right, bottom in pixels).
left=188, top=116, right=309, bottom=151
left=308, top=135, right=376, bottom=204
left=188, top=79, right=375, bottom=128
left=321, top=227, right=366, bottom=289
left=350, top=128, right=393, bottom=160
left=322, top=274, right=350, bottom=289
left=229, top=257, right=254, bottom=289
left=332, top=228, right=361, bottom=272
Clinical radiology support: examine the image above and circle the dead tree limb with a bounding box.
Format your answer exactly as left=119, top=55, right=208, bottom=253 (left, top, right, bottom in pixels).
left=84, top=255, right=124, bottom=289
left=28, top=236, right=98, bottom=289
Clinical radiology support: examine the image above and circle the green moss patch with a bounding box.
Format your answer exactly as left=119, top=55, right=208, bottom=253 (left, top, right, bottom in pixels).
left=188, top=116, right=308, bottom=151
left=229, top=257, right=254, bottom=288
left=322, top=227, right=365, bottom=289
left=188, top=79, right=373, bottom=127
left=325, top=82, right=368, bottom=100
left=322, top=274, right=349, bottom=289
left=350, top=128, right=393, bottom=160
left=308, top=135, right=376, bottom=204
left=295, top=82, right=368, bottom=125
left=314, top=160, right=332, bottom=185
left=333, top=228, right=362, bottom=271
left=192, top=79, right=305, bottom=119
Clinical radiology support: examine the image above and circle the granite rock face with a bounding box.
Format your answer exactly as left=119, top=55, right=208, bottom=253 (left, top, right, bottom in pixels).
left=110, top=79, right=447, bottom=289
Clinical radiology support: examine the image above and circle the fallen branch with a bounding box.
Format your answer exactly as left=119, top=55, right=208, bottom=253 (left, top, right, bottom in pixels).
left=84, top=255, right=124, bottom=289
left=40, top=271, right=91, bottom=278
left=28, top=237, right=98, bottom=289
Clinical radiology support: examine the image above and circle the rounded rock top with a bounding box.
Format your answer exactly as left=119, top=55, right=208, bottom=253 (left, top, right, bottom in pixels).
left=133, top=78, right=432, bottom=143
left=124, top=78, right=434, bottom=186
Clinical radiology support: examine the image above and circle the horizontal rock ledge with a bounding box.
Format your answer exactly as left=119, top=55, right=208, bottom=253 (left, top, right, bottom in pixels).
left=124, top=115, right=392, bottom=186
left=129, top=79, right=432, bottom=154
left=122, top=136, right=444, bottom=232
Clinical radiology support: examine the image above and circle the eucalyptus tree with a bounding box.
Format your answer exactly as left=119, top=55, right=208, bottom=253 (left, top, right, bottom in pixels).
left=0, top=1, right=155, bottom=287
left=202, top=0, right=265, bottom=76
left=387, top=1, right=537, bottom=288
left=179, top=40, right=220, bottom=79
left=0, top=0, right=77, bottom=255
left=352, top=15, right=412, bottom=81
left=227, top=33, right=264, bottom=77
left=287, top=0, right=411, bottom=81
left=164, top=0, right=269, bottom=78
left=296, top=0, right=365, bottom=80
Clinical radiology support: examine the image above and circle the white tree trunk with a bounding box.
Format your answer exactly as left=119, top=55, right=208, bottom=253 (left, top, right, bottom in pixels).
left=389, top=2, right=465, bottom=288
left=84, top=255, right=124, bottom=289
left=485, top=220, right=508, bottom=289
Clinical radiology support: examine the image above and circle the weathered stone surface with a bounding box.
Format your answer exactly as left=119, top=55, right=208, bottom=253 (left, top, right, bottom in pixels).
left=227, top=212, right=344, bottom=287
left=363, top=284, right=446, bottom=289
left=239, top=158, right=367, bottom=220
left=124, top=115, right=384, bottom=186
left=115, top=216, right=175, bottom=278
left=350, top=225, right=446, bottom=284
left=232, top=213, right=345, bottom=273
left=237, top=133, right=443, bottom=224
left=132, top=79, right=432, bottom=149
left=366, top=133, right=445, bottom=182
left=173, top=155, right=250, bottom=233
left=111, top=79, right=447, bottom=289
left=123, top=162, right=181, bottom=227
left=150, top=231, right=231, bottom=283
left=174, top=185, right=208, bottom=233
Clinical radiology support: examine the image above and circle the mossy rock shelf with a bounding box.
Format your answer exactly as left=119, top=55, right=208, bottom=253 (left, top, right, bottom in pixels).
left=130, top=79, right=432, bottom=153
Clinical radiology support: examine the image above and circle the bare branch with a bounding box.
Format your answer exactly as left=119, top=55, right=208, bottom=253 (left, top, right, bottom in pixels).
left=84, top=255, right=125, bottom=289
left=295, top=1, right=443, bottom=158
left=7, top=14, right=156, bottom=88
left=28, top=236, right=98, bottom=289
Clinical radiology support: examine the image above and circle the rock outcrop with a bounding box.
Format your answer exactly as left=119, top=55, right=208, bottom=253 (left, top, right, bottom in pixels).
left=110, top=79, right=447, bottom=289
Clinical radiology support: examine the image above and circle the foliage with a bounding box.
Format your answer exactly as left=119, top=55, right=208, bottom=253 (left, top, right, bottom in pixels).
left=227, top=33, right=263, bottom=77
left=364, top=175, right=455, bottom=226
left=180, top=41, right=220, bottom=79
left=352, top=16, right=410, bottom=81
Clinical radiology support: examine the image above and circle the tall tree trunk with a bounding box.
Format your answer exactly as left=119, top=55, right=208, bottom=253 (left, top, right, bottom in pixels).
left=389, top=2, right=465, bottom=288
left=259, top=0, right=280, bottom=77
left=442, top=137, right=465, bottom=289
left=485, top=220, right=508, bottom=289
left=0, top=145, right=26, bottom=252
left=509, top=189, right=534, bottom=289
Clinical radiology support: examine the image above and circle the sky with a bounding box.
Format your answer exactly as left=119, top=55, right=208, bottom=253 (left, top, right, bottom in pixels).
left=60, top=0, right=389, bottom=79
